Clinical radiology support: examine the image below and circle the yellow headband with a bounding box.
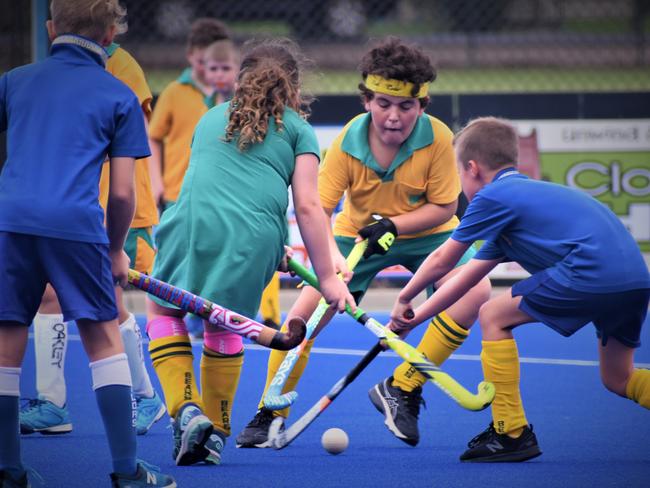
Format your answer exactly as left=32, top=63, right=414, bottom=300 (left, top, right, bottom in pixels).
left=365, top=74, right=429, bottom=98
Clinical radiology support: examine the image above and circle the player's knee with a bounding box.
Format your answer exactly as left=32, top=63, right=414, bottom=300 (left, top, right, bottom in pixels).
left=477, top=302, right=500, bottom=335
left=204, top=329, right=243, bottom=355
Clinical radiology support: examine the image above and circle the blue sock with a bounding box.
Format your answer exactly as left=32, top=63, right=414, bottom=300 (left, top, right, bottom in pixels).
left=0, top=396, right=22, bottom=471
left=95, top=385, right=137, bottom=475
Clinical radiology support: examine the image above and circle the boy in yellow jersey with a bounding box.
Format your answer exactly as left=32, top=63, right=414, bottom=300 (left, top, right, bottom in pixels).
left=148, top=18, right=230, bottom=209
left=20, top=42, right=166, bottom=437
left=236, top=37, right=492, bottom=448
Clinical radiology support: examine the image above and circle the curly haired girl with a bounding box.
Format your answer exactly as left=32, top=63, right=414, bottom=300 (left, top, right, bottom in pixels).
left=145, top=37, right=354, bottom=467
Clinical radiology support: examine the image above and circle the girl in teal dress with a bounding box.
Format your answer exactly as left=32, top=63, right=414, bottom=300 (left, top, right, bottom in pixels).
left=145, top=38, right=355, bottom=467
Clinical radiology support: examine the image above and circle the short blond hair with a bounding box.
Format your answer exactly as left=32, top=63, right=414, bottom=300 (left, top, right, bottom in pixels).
left=204, top=39, right=238, bottom=63
left=50, top=0, right=127, bottom=41
left=454, top=117, right=519, bottom=170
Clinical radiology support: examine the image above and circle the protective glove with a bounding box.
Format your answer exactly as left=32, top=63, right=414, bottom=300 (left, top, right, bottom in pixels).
left=358, top=217, right=397, bottom=259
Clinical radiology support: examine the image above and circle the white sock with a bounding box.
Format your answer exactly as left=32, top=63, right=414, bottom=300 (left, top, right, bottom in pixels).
left=119, top=314, right=154, bottom=398
left=34, top=313, right=68, bottom=407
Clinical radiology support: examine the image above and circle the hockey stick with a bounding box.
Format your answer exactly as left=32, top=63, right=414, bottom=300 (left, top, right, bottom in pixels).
left=287, top=259, right=495, bottom=411
left=263, top=240, right=368, bottom=410
left=269, top=342, right=383, bottom=449
left=128, top=269, right=306, bottom=350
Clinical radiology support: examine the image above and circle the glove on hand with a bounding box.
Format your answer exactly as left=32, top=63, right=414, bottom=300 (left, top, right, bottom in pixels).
left=358, top=217, right=397, bottom=259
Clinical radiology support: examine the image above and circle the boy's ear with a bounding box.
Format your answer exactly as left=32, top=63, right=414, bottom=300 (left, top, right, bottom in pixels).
left=468, top=159, right=480, bottom=177
left=46, top=20, right=57, bottom=42
left=100, top=24, right=117, bottom=47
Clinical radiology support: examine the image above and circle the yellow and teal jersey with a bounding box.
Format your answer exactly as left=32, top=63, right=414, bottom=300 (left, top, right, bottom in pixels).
left=319, top=113, right=460, bottom=239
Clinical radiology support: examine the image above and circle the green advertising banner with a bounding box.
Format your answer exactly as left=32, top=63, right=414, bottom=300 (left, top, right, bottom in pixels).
left=515, top=120, right=650, bottom=254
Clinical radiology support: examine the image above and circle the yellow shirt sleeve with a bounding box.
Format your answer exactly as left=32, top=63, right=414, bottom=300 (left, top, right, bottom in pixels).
left=148, top=85, right=174, bottom=141
left=105, top=48, right=153, bottom=118
left=424, top=118, right=461, bottom=205
left=318, top=133, right=350, bottom=210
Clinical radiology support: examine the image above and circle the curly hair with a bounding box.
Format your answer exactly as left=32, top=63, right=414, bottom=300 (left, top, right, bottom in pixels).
left=50, top=0, right=127, bottom=40
left=358, top=36, right=436, bottom=106
left=224, top=38, right=313, bottom=151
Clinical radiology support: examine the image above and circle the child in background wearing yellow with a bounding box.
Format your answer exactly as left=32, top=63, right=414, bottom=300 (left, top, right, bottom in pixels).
left=148, top=18, right=230, bottom=209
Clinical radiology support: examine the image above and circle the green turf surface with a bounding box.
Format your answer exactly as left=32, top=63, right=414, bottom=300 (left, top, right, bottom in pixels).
left=146, top=67, right=650, bottom=95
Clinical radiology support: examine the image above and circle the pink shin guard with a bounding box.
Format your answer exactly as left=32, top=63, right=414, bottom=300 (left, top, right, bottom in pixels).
left=146, top=316, right=189, bottom=340
left=204, top=329, right=243, bottom=355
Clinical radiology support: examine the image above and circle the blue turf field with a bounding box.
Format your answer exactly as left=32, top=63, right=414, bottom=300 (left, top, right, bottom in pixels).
left=19, top=312, right=650, bottom=487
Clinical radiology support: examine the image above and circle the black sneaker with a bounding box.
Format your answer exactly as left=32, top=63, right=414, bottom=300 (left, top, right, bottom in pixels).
left=0, top=469, right=29, bottom=488
left=368, top=376, right=424, bottom=446
left=460, top=423, right=542, bottom=462
left=235, top=409, right=283, bottom=448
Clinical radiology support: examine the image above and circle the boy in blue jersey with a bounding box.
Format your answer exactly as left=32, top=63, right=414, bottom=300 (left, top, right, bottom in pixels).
left=390, top=117, right=650, bottom=463
left=0, top=1, right=175, bottom=486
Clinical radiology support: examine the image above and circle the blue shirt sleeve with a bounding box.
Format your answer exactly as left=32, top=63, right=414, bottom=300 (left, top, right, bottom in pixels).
left=451, top=192, right=514, bottom=257
left=473, top=240, right=505, bottom=260
left=108, top=94, right=151, bottom=159
left=0, top=74, right=7, bottom=133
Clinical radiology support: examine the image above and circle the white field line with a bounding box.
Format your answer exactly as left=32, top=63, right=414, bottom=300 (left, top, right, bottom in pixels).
left=44, top=334, right=650, bottom=369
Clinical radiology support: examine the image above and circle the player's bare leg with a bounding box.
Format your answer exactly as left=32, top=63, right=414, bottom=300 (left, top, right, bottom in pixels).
left=600, top=337, right=650, bottom=408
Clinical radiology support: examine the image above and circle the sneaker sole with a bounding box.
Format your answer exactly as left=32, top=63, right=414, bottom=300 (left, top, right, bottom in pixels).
left=21, top=423, right=73, bottom=435
left=136, top=403, right=167, bottom=435
left=176, top=416, right=214, bottom=466
left=461, top=446, right=543, bottom=463
left=235, top=439, right=272, bottom=448
left=369, top=385, right=417, bottom=447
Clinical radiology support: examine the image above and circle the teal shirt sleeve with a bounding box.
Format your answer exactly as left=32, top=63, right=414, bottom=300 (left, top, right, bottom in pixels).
left=294, top=120, right=320, bottom=160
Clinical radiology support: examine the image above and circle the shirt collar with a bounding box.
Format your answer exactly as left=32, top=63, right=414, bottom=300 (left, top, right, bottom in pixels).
left=340, top=113, right=433, bottom=181
left=177, top=68, right=215, bottom=108
left=492, top=167, right=521, bottom=182
left=51, top=34, right=108, bottom=65
left=105, top=42, right=120, bottom=58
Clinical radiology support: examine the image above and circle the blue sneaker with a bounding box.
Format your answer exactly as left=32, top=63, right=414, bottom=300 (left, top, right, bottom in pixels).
left=110, top=460, right=176, bottom=487
left=135, top=391, right=166, bottom=435
left=19, top=398, right=72, bottom=435
left=203, top=430, right=226, bottom=465
left=0, top=468, right=29, bottom=488
left=172, top=404, right=214, bottom=466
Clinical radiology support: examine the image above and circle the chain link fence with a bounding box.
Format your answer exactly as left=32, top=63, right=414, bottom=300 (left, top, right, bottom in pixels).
left=3, top=0, right=650, bottom=93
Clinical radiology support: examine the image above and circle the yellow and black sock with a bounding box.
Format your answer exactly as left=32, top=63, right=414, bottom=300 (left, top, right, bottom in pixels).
left=481, top=339, right=528, bottom=437
left=200, top=347, right=244, bottom=436
left=257, top=338, right=316, bottom=418
left=626, top=368, right=650, bottom=409
left=392, top=311, right=469, bottom=392
left=148, top=335, right=201, bottom=418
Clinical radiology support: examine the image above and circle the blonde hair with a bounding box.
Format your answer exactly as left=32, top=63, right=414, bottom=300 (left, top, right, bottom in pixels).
left=204, top=39, right=238, bottom=64
left=225, top=38, right=312, bottom=151
left=454, top=117, right=519, bottom=170
left=50, top=0, right=127, bottom=41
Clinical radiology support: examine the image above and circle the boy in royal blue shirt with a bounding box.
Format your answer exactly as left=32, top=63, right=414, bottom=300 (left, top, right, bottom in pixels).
left=390, top=116, right=650, bottom=463
left=0, top=1, right=175, bottom=486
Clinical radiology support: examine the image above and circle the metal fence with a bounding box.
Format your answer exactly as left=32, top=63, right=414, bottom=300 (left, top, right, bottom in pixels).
left=4, top=0, right=650, bottom=93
